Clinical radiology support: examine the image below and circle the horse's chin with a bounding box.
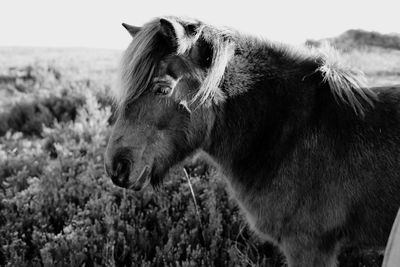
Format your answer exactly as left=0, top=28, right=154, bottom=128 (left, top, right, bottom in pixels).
left=127, top=164, right=166, bottom=191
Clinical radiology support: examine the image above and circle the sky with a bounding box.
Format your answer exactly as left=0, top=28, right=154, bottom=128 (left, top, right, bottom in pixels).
left=1, top=0, right=399, bottom=49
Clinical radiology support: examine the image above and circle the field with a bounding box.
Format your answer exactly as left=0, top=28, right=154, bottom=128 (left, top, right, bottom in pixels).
left=1, top=38, right=400, bottom=266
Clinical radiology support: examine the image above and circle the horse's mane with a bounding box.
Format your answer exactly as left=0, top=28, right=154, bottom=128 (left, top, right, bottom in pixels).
left=314, top=44, right=377, bottom=116
left=192, top=25, right=236, bottom=105
left=114, top=16, right=377, bottom=116
left=253, top=41, right=377, bottom=116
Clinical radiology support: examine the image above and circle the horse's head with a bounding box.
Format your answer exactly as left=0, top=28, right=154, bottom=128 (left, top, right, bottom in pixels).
left=104, top=17, right=234, bottom=190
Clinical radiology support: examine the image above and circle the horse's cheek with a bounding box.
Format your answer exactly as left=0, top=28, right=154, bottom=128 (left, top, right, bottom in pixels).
left=147, top=130, right=174, bottom=158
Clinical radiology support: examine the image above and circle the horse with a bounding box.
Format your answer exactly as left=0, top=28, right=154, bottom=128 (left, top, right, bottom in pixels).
left=104, top=16, right=400, bottom=267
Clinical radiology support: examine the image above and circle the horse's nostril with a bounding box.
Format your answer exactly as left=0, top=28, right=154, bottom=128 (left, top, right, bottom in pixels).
left=111, top=159, right=131, bottom=188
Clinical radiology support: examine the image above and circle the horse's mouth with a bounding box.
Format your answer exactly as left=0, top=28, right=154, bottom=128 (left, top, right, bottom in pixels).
left=129, top=166, right=151, bottom=191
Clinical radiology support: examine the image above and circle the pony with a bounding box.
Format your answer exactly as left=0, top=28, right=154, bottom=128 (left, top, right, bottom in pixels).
left=104, top=16, right=400, bottom=267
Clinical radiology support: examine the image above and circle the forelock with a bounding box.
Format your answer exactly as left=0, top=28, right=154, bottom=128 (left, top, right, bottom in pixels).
left=112, top=19, right=161, bottom=111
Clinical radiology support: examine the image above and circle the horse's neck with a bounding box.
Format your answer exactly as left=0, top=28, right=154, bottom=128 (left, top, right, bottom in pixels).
left=203, top=43, right=317, bottom=182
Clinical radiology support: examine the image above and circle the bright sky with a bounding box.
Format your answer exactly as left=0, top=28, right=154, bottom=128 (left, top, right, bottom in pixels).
left=1, top=0, right=399, bottom=49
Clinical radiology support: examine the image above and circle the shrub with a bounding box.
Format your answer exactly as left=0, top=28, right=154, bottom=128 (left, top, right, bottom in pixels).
left=0, top=94, right=85, bottom=137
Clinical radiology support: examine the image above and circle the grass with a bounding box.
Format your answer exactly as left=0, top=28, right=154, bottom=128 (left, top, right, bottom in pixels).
left=341, top=46, right=400, bottom=86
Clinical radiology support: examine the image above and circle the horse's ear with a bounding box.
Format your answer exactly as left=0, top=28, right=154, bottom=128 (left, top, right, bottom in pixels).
left=159, top=18, right=202, bottom=54
left=159, top=18, right=185, bottom=50
left=159, top=18, right=177, bottom=38
left=122, top=23, right=141, bottom=37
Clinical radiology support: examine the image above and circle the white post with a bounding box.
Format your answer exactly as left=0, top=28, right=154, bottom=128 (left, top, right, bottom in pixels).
left=383, top=208, right=400, bottom=267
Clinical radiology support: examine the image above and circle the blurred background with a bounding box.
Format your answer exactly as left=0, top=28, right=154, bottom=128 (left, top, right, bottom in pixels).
left=0, top=0, right=399, bottom=266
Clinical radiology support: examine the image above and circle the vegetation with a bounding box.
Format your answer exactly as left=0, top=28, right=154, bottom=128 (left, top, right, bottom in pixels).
left=307, top=29, right=400, bottom=51
left=1, top=32, right=399, bottom=266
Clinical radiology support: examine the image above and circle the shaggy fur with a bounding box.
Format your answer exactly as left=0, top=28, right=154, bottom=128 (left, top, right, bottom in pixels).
left=105, top=16, right=400, bottom=267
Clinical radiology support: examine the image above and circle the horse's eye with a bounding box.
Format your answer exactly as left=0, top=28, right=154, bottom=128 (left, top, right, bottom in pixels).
left=154, top=86, right=171, bottom=96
